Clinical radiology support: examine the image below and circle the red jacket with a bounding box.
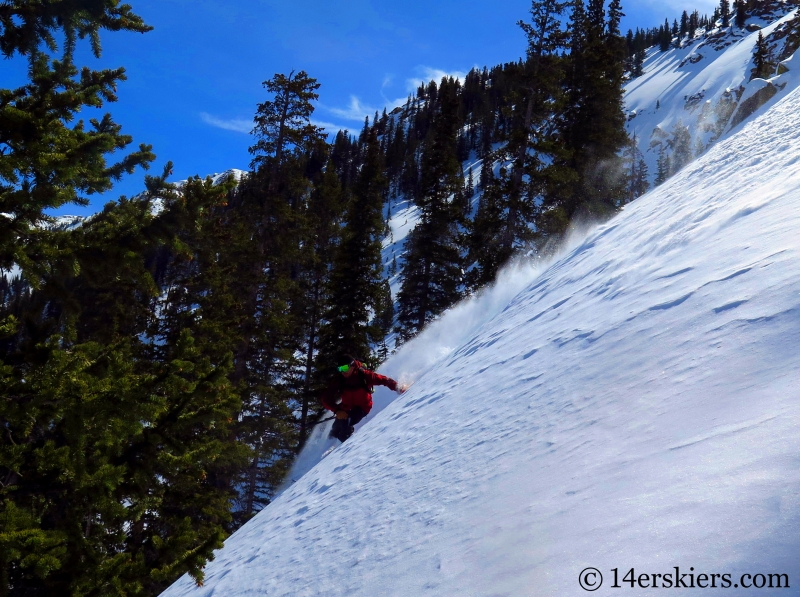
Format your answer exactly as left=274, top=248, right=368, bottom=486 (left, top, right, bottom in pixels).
left=320, top=362, right=397, bottom=414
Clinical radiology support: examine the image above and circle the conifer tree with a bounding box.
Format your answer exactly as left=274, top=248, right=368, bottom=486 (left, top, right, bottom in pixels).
left=623, top=134, right=649, bottom=203
left=374, top=279, right=394, bottom=362
left=1, top=163, right=249, bottom=594
left=694, top=136, right=706, bottom=158
left=559, top=0, right=629, bottom=222
left=0, top=1, right=154, bottom=278
left=238, top=71, right=329, bottom=518
left=632, top=49, right=645, bottom=77
left=634, top=159, right=650, bottom=197
left=0, top=3, right=249, bottom=594
left=735, top=0, right=748, bottom=28
left=479, top=155, right=494, bottom=190
left=655, top=144, right=671, bottom=185
left=689, top=11, right=699, bottom=38
left=660, top=23, right=671, bottom=51
left=397, top=80, right=466, bottom=340
left=297, top=163, right=345, bottom=447
left=469, top=0, right=572, bottom=284
left=249, top=71, right=323, bottom=185
left=670, top=121, right=693, bottom=172
left=752, top=31, right=774, bottom=79
left=720, top=0, right=731, bottom=27
left=318, top=129, right=389, bottom=366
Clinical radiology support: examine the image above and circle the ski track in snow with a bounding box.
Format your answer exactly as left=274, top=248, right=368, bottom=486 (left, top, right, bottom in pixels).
left=162, top=58, right=800, bottom=597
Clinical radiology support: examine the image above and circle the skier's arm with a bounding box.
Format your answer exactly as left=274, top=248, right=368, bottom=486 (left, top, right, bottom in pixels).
left=319, top=386, right=340, bottom=412
left=364, top=370, right=399, bottom=392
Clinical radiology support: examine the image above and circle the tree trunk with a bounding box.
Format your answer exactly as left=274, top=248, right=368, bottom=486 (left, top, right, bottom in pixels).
left=298, top=276, right=321, bottom=450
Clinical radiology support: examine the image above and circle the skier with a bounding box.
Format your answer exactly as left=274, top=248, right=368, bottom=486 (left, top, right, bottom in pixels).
left=320, top=355, right=405, bottom=442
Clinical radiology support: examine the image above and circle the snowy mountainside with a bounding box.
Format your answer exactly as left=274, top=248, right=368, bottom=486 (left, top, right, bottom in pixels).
left=625, top=3, right=800, bottom=182
left=162, top=61, right=800, bottom=596
left=44, top=168, right=247, bottom=228
left=188, top=168, right=246, bottom=188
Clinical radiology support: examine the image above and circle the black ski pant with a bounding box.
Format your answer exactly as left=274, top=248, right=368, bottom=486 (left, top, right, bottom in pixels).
left=330, top=406, right=367, bottom=442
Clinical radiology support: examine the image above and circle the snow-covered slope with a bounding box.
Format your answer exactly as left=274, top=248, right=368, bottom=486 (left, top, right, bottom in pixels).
left=162, top=52, right=800, bottom=597
left=625, top=4, right=800, bottom=183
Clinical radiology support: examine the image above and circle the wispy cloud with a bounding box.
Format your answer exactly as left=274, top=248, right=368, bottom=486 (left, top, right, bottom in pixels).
left=201, top=111, right=349, bottom=137
left=311, top=119, right=350, bottom=134
left=381, top=75, right=407, bottom=110
left=406, top=66, right=468, bottom=92
left=641, top=0, right=717, bottom=13
left=379, top=66, right=470, bottom=111
left=327, top=96, right=378, bottom=121
left=200, top=112, right=252, bottom=134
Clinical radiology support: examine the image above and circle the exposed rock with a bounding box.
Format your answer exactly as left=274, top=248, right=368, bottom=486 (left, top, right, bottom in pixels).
left=729, top=83, right=778, bottom=129
left=684, top=90, right=706, bottom=111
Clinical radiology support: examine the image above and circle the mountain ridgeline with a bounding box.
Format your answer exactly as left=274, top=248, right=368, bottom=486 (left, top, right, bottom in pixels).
left=2, top=0, right=799, bottom=595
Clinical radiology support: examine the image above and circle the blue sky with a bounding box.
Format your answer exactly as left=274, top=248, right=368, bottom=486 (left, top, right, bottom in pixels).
left=4, top=0, right=715, bottom=215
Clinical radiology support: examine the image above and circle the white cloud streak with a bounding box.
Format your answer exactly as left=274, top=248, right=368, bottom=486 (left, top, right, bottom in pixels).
left=378, top=65, right=471, bottom=112
left=327, top=96, right=378, bottom=121
left=201, top=112, right=349, bottom=138
left=406, top=66, right=468, bottom=92
left=311, top=119, right=350, bottom=134
left=206, top=64, right=471, bottom=139
left=641, top=0, right=717, bottom=14
left=200, top=112, right=252, bottom=134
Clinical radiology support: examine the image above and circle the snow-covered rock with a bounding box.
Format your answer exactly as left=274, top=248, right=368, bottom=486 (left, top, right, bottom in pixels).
left=625, top=5, right=800, bottom=186
left=49, top=168, right=247, bottom=225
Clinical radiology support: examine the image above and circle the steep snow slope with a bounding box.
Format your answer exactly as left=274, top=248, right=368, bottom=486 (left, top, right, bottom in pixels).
left=162, top=82, right=800, bottom=597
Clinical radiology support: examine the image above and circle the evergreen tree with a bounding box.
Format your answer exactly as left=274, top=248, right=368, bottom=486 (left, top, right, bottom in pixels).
left=479, top=155, right=494, bottom=190
left=735, top=0, right=748, bottom=28
left=689, top=11, right=699, bottom=38
left=670, top=120, right=693, bottom=172
left=720, top=0, right=731, bottom=27
left=634, top=158, right=650, bottom=197
left=623, top=134, right=649, bottom=203
left=319, top=130, right=389, bottom=366
left=632, top=49, right=645, bottom=77
left=0, top=2, right=154, bottom=278
left=0, top=3, right=252, bottom=594
left=659, top=23, right=671, bottom=52
left=694, top=136, right=706, bottom=158
left=655, top=144, right=671, bottom=185
left=249, top=71, right=323, bottom=185
left=1, top=164, right=249, bottom=594
left=469, top=0, right=572, bottom=285
left=752, top=31, right=774, bottom=79
left=559, top=0, right=629, bottom=223
left=237, top=71, right=329, bottom=519
left=296, top=163, right=345, bottom=447
left=373, top=279, right=394, bottom=362
left=397, top=80, right=466, bottom=340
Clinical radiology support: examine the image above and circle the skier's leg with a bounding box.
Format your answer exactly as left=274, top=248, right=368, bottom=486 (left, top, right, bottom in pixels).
left=348, top=406, right=367, bottom=426
left=340, top=407, right=367, bottom=441
left=330, top=417, right=349, bottom=442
